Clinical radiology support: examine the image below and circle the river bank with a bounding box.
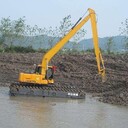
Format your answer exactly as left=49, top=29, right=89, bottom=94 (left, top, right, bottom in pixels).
left=0, top=53, right=127, bottom=106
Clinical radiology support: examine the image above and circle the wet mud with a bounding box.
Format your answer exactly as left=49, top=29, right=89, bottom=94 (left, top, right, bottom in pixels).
left=0, top=53, right=128, bottom=106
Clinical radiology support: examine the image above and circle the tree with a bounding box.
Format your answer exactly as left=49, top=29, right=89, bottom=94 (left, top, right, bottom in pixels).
left=46, top=26, right=59, bottom=49
left=106, top=37, right=114, bottom=54
left=45, top=15, right=86, bottom=50
left=13, top=17, right=26, bottom=36
left=23, top=24, right=46, bottom=47
left=37, top=27, right=47, bottom=49
left=0, top=17, right=26, bottom=47
left=0, top=17, right=11, bottom=46
left=59, top=15, right=72, bottom=38
left=0, top=17, right=47, bottom=50
left=58, top=15, right=86, bottom=51
left=119, top=19, right=128, bottom=51
left=71, top=29, right=86, bottom=51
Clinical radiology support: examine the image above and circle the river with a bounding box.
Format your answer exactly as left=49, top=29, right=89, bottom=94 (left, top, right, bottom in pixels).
left=0, top=87, right=128, bottom=128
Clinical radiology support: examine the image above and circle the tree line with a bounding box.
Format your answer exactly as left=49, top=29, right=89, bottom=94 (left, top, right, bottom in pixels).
left=0, top=16, right=127, bottom=54
left=0, top=15, right=85, bottom=53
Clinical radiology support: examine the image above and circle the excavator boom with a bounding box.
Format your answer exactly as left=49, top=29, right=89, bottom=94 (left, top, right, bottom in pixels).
left=41, top=8, right=105, bottom=81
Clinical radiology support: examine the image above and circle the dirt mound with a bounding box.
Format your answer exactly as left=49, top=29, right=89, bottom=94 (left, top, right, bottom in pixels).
left=0, top=53, right=128, bottom=106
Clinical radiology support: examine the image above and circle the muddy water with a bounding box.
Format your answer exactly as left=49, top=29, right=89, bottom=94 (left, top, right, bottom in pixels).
left=0, top=87, right=128, bottom=128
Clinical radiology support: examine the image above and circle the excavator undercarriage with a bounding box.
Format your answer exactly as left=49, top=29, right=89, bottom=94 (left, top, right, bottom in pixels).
left=10, top=82, right=85, bottom=98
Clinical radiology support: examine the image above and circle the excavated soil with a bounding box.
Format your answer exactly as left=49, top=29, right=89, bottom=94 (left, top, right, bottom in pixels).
left=0, top=53, right=128, bottom=106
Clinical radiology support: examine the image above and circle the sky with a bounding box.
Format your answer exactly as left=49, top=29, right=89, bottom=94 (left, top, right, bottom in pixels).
left=0, top=0, right=127, bottom=38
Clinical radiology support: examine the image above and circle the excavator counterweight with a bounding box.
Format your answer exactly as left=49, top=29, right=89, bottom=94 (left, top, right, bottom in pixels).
left=10, top=8, right=105, bottom=98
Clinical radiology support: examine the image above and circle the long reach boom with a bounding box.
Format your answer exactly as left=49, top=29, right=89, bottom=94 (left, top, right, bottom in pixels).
left=41, top=8, right=105, bottom=80
left=19, top=8, right=105, bottom=85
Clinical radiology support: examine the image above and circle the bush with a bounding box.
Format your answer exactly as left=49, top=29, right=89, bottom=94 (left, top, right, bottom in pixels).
left=4, top=46, right=36, bottom=53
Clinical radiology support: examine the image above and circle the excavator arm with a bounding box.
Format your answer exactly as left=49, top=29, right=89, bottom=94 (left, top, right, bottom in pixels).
left=41, top=8, right=105, bottom=81
left=19, top=8, right=105, bottom=85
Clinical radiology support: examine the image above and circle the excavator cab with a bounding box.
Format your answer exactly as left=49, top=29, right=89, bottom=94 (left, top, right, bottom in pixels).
left=19, top=65, right=55, bottom=85
left=34, top=65, right=56, bottom=79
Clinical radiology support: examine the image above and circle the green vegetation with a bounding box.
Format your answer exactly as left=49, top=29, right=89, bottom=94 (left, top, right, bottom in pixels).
left=105, top=37, right=115, bottom=54
left=0, top=16, right=127, bottom=55
left=0, top=16, right=46, bottom=52
left=119, top=18, right=128, bottom=52
left=4, top=46, right=35, bottom=53
left=0, top=16, right=85, bottom=53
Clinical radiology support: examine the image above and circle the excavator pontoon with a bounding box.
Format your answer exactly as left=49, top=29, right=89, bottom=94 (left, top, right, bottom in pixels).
left=10, top=8, right=105, bottom=98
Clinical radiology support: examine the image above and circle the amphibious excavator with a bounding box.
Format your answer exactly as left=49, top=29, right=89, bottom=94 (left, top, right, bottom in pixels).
left=10, top=8, right=105, bottom=98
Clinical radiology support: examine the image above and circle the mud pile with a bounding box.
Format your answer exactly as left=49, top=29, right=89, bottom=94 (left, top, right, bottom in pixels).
left=0, top=53, right=128, bottom=106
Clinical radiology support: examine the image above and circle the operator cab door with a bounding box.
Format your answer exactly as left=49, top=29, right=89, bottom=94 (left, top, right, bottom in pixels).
left=35, top=65, right=54, bottom=79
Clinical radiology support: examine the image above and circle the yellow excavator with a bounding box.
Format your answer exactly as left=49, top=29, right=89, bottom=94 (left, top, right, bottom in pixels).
left=10, top=8, right=105, bottom=98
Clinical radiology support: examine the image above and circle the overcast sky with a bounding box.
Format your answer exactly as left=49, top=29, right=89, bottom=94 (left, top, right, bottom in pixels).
left=0, top=0, right=127, bottom=38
